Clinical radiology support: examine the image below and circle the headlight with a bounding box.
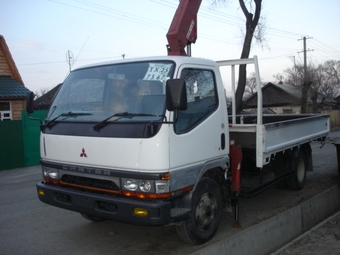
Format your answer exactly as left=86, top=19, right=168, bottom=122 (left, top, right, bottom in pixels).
left=122, top=178, right=155, bottom=193
left=139, top=181, right=151, bottom=192
left=124, top=179, right=138, bottom=191
left=42, top=166, right=59, bottom=179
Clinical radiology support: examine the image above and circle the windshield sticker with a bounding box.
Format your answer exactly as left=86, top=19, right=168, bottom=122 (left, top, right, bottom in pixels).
left=143, top=63, right=172, bottom=82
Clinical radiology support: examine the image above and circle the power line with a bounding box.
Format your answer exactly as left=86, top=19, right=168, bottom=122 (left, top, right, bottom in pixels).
left=46, top=0, right=317, bottom=54
left=48, top=0, right=167, bottom=30
left=12, top=0, right=340, bottom=69
left=72, top=37, right=89, bottom=68
left=16, top=55, right=123, bottom=67
left=309, top=39, right=340, bottom=59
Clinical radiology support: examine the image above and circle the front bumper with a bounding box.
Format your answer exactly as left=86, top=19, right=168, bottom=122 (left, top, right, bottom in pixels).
left=36, top=181, right=172, bottom=225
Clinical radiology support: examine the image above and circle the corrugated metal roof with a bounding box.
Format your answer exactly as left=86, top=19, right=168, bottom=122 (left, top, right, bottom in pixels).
left=245, top=82, right=336, bottom=106
left=270, top=82, right=335, bottom=103
left=269, top=83, right=302, bottom=97
left=34, top=83, right=61, bottom=109
left=0, top=76, right=31, bottom=98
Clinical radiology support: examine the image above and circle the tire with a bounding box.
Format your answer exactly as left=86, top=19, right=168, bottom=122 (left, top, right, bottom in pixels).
left=176, top=178, right=222, bottom=245
left=301, top=143, right=313, bottom=172
left=80, top=213, right=106, bottom=222
left=287, top=149, right=306, bottom=190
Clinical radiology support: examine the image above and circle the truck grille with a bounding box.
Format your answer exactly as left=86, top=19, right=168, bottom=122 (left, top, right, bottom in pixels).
left=61, top=175, right=120, bottom=191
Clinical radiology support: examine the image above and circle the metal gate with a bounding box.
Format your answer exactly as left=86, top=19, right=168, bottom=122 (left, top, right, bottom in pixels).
left=0, top=110, right=47, bottom=171
left=22, top=110, right=47, bottom=167
left=0, top=119, right=24, bottom=170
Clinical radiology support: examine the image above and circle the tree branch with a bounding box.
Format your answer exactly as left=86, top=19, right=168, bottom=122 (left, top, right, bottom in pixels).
left=239, top=0, right=249, bottom=17
left=252, top=0, right=262, bottom=28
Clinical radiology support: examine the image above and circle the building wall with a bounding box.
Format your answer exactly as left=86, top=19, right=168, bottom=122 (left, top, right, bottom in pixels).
left=321, top=109, right=340, bottom=131
left=0, top=50, right=11, bottom=76
left=11, top=99, right=26, bottom=120
left=270, top=105, right=301, bottom=114
left=246, top=105, right=302, bottom=114
left=1, top=45, right=25, bottom=120
left=0, top=99, right=26, bottom=121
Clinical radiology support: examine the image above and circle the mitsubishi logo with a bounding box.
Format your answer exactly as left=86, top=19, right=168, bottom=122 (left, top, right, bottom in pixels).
left=80, top=148, right=87, bottom=157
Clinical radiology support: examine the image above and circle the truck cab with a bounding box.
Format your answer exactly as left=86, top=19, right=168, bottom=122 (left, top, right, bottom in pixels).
left=33, top=56, right=230, bottom=244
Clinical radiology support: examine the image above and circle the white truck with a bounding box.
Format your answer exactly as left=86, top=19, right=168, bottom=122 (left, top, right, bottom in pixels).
left=26, top=55, right=329, bottom=244
left=26, top=0, right=330, bottom=245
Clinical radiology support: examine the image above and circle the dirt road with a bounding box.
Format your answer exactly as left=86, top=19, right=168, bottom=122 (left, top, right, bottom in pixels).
left=274, top=211, right=340, bottom=255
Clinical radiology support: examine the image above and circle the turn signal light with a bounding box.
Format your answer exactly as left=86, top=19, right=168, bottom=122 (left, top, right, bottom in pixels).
left=37, top=189, right=45, bottom=196
left=44, top=177, right=60, bottom=185
left=133, top=207, right=148, bottom=217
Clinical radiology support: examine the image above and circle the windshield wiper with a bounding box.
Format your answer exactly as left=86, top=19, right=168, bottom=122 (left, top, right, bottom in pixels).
left=93, top=112, right=156, bottom=132
left=114, top=112, right=156, bottom=118
left=45, top=111, right=92, bottom=129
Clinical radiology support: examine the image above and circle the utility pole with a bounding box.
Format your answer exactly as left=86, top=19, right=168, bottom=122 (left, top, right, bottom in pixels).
left=66, top=50, right=74, bottom=73
left=298, top=36, right=313, bottom=113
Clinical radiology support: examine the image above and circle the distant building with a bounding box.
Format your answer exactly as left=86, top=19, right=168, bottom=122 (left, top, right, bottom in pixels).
left=244, top=82, right=336, bottom=114
left=34, top=84, right=61, bottom=110
left=0, top=35, right=31, bottom=120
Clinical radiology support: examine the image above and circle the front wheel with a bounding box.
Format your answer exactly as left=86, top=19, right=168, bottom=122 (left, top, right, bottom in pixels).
left=176, top=178, right=222, bottom=245
left=287, top=149, right=306, bottom=190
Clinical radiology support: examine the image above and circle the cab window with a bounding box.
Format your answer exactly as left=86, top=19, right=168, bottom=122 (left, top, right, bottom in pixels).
left=175, top=68, right=218, bottom=133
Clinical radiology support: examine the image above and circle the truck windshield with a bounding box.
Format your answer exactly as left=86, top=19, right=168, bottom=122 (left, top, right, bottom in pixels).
left=47, top=61, right=174, bottom=123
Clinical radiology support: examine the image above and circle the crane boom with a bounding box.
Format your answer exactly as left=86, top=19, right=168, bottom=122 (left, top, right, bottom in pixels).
left=166, top=0, right=202, bottom=56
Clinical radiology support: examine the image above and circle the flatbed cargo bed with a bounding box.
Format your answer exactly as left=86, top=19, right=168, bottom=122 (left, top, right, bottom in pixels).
left=229, top=114, right=330, bottom=167
left=217, top=57, right=330, bottom=168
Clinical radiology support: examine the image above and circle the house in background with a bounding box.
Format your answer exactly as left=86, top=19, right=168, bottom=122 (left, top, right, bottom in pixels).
left=0, top=35, right=31, bottom=120
left=244, top=82, right=336, bottom=114
left=34, top=83, right=61, bottom=110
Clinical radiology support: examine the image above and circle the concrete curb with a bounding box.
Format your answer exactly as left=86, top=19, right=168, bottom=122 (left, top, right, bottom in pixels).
left=191, top=185, right=340, bottom=255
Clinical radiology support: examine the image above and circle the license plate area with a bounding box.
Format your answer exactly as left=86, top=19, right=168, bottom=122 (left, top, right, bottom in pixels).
left=96, top=201, right=118, bottom=212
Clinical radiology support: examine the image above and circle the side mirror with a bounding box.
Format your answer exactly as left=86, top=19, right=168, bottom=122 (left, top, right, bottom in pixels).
left=26, top=91, right=35, bottom=114
left=25, top=92, right=43, bottom=125
left=166, top=79, right=187, bottom=111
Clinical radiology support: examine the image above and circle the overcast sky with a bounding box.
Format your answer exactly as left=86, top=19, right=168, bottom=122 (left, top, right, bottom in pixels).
left=1, top=0, right=340, bottom=94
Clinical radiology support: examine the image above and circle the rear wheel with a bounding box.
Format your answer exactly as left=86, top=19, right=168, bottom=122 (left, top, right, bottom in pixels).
left=176, top=178, right=222, bottom=245
left=273, top=152, right=290, bottom=189
left=287, top=149, right=306, bottom=190
left=80, top=213, right=106, bottom=222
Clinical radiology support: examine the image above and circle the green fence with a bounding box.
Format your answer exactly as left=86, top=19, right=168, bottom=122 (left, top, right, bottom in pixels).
left=0, top=110, right=47, bottom=171
left=0, top=120, right=25, bottom=170
left=22, top=110, right=47, bottom=167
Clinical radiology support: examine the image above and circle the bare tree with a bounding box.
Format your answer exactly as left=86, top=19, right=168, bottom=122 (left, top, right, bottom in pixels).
left=244, top=72, right=259, bottom=96
left=319, top=60, right=340, bottom=97
left=274, top=60, right=340, bottom=112
left=273, top=73, right=285, bottom=84
left=234, top=0, right=262, bottom=113
left=34, top=88, right=49, bottom=99
left=213, top=0, right=263, bottom=113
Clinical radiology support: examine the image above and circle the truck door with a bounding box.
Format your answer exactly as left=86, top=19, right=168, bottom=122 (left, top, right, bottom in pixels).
left=169, top=65, right=228, bottom=172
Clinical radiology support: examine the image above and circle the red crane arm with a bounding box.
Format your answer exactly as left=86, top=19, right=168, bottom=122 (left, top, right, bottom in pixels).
left=166, top=0, right=202, bottom=56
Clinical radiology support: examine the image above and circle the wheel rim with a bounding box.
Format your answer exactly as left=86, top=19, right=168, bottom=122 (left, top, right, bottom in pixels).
left=296, top=158, right=305, bottom=182
left=195, top=192, right=217, bottom=231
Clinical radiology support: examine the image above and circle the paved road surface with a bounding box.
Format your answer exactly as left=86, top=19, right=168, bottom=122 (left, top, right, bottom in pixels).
left=0, top=134, right=338, bottom=255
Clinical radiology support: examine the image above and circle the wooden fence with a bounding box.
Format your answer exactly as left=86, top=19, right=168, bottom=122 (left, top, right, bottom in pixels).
left=321, top=109, right=340, bottom=131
